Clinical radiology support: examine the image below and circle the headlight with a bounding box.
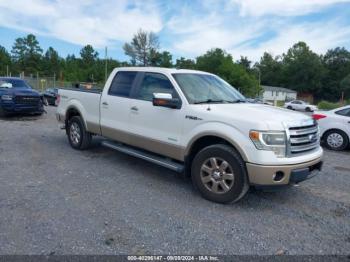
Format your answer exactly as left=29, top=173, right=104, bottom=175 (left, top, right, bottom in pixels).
left=249, top=130, right=286, bottom=158
left=1, top=95, right=13, bottom=101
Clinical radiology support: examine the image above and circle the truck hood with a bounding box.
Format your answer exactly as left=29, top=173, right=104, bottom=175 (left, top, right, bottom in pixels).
left=0, top=87, right=41, bottom=97
left=194, top=103, right=313, bottom=130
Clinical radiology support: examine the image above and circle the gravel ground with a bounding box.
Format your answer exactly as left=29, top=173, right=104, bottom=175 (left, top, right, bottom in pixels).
left=0, top=106, right=349, bottom=255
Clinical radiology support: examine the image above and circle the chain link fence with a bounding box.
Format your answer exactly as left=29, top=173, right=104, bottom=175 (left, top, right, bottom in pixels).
left=17, top=73, right=74, bottom=92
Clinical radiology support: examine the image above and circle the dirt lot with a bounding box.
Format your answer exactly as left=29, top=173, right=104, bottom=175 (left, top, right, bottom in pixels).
left=0, top=106, right=349, bottom=255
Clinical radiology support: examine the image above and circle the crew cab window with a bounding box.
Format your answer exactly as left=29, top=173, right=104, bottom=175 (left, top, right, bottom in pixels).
left=135, top=73, right=177, bottom=101
left=108, top=71, right=137, bottom=97
left=335, top=108, right=350, bottom=117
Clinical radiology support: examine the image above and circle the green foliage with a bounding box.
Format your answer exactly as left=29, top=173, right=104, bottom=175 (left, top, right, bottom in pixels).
left=276, top=101, right=285, bottom=107
left=321, top=47, right=350, bottom=101
left=11, top=34, right=43, bottom=74
left=175, top=57, right=196, bottom=69
left=0, top=45, right=11, bottom=75
left=255, top=52, right=283, bottom=86
left=150, top=51, right=173, bottom=68
left=1, top=32, right=349, bottom=103
left=282, top=42, right=324, bottom=94
left=196, top=48, right=260, bottom=97
left=317, top=101, right=341, bottom=110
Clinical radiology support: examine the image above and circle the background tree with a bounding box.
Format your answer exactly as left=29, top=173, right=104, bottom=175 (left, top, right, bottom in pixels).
left=150, top=51, right=173, bottom=68
left=282, top=42, right=324, bottom=95
left=340, top=73, right=350, bottom=100
left=123, top=29, right=159, bottom=66
left=175, top=57, right=196, bottom=69
left=79, top=45, right=99, bottom=82
left=196, top=48, right=260, bottom=97
left=321, top=47, right=350, bottom=101
left=42, top=47, right=61, bottom=76
left=11, top=34, right=43, bottom=74
left=237, top=56, right=251, bottom=72
left=254, top=52, right=283, bottom=87
left=0, top=45, right=11, bottom=76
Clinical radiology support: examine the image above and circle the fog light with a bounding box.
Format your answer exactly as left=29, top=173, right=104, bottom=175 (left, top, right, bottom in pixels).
left=273, top=171, right=285, bottom=182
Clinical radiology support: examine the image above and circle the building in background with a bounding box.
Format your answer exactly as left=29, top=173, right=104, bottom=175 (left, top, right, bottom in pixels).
left=261, top=85, right=297, bottom=104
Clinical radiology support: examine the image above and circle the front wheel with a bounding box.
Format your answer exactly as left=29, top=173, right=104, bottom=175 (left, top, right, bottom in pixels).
left=287, top=106, right=293, bottom=110
left=324, top=130, right=349, bottom=151
left=191, top=144, right=249, bottom=204
left=67, top=116, right=92, bottom=150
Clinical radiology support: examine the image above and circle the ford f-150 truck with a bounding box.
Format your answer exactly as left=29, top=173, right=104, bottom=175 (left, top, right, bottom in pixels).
left=56, top=67, right=323, bottom=203
left=0, top=77, right=44, bottom=116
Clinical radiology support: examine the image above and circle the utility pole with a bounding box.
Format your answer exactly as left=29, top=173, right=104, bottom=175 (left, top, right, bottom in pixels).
left=105, top=46, right=108, bottom=83
left=6, top=65, right=9, bottom=77
left=54, top=73, right=56, bottom=88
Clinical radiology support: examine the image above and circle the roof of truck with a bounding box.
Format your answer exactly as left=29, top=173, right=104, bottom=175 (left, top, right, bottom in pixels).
left=114, top=67, right=212, bottom=75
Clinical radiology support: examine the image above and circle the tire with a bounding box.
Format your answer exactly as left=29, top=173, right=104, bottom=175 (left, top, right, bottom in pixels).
left=323, top=130, right=349, bottom=151
left=67, top=116, right=92, bottom=150
left=305, top=107, right=312, bottom=112
left=287, top=106, right=293, bottom=110
left=191, top=144, right=249, bottom=204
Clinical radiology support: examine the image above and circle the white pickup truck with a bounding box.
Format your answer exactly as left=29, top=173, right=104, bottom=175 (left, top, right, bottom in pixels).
left=57, top=67, right=323, bottom=203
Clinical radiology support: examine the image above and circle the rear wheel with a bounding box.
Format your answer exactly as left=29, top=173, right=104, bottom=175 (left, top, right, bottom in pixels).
left=324, top=130, right=349, bottom=151
left=305, top=107, right=312, bottom=112
left=191, top=144, right=249, bottom=203
left=67, top=116, right=92, bottom=150
left=287, top=106, right=293, bottom=110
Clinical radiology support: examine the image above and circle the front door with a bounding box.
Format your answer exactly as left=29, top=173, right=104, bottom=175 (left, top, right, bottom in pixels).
left=128, top=72, right=185, bottom=160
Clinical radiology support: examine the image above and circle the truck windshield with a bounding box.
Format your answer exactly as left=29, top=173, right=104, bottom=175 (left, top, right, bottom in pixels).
left=172, top=73, right=245, bottom=104
left=0, top=79, right=31, bottom=89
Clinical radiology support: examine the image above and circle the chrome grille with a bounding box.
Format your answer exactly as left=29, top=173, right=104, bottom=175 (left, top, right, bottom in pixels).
left=286, top=120, right=320, bottom=156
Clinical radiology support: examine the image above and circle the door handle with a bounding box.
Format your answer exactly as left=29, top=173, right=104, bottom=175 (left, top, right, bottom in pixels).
left=102, top=102, right=108, bottom=106
left=130, top=106, right=138, bottom=111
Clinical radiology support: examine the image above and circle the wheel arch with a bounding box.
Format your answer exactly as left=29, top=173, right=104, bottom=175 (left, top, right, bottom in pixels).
left=184, top=133, right=248, bottom=177
left=65, top=106, right=86, bottom=132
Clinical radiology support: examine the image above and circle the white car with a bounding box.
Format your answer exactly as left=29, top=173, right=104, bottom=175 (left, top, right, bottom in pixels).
left=313, top=106, right=350, bottom=150
left=285, top=100, right=318, bottom=112
left=56, top=67, right=323, bottom=203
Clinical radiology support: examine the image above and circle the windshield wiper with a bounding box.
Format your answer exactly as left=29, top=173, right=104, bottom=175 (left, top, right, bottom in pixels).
left=226, top=99, right=246, bottom=103
left=194, top=99, right=225, bottom=104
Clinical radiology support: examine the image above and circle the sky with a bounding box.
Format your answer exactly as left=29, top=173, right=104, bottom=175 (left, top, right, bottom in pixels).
left=0, top=0, right=350, bottom=62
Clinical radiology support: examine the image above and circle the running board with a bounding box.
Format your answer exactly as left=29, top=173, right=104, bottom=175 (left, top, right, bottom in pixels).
left=101, top=140, right=184, bottom=173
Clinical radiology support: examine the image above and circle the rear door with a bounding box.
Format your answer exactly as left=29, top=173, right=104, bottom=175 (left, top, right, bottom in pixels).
left=127, top=72, right=185, bottom=160
left=100, top=71, right=139, bottom=144
left=335, top=107, right=350, bottom=137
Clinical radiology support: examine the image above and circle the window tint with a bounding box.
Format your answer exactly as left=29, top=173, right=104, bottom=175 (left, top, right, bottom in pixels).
left=136, top=73, right=177, bottom=101
left=108, top=71, right=137, bottom=97
left=335, top=108, right=350, bottom=117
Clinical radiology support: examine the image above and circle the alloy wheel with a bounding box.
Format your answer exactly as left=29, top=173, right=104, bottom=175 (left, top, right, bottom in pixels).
left=200, top=157, right=235, bottom=194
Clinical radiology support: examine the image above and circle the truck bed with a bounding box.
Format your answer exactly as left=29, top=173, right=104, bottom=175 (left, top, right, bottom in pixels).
left=57, top=88, right=102, bottom=134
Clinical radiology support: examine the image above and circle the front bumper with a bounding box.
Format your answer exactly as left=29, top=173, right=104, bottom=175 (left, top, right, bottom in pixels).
left=246, top=157, right=323, bottom=186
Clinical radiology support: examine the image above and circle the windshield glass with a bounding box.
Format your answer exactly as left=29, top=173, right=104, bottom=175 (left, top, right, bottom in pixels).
left=0, top=79, right=31, bottom=89
left=172, top=73, right=245, bottom=104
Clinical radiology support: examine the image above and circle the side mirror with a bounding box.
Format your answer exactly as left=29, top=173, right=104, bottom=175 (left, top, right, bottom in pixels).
left=152, top=93, right=181, bottom=109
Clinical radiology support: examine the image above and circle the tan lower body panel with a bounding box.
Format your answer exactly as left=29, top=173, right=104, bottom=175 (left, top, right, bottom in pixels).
left=86, top=121, right=102, bottom=135
left=246, top=157, right=323, bottom=185
left=101, top=126, right=185, bottom=161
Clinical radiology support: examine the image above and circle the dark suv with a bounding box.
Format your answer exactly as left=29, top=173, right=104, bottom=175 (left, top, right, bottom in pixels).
left=0, top=77, right=44, bottom=116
